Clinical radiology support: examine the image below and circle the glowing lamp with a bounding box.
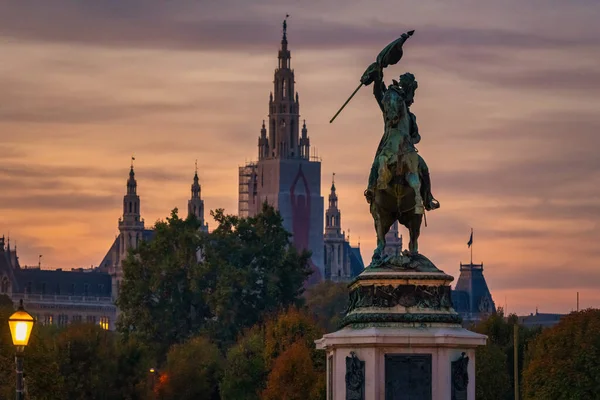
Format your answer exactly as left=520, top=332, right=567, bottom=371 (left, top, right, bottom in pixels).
left=8, top=300, right=34, bottom=347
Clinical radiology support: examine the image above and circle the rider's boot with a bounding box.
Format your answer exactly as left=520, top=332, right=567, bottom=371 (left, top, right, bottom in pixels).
left=420, top=169, right=440, bottom=211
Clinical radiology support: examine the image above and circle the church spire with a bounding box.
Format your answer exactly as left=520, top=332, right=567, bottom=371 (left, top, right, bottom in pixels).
left=279, top=14, right=290, bottom=67
left=325, top=173, right=341, bottom=235
left=264, top=15, right=304, bottom=160
left=123, top=163, right=139, bottom=217
left=188, top=161, right=207, bottom=232
left=191, top=159, right=200, bottom=199
left=119, top=160, right=144, bottom=258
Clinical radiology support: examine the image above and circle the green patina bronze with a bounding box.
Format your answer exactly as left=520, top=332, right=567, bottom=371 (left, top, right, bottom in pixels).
left=340, top=312, right=463, bottom=329
left=355, top=31, right=440, bottom=263
left=345, top=283, right=453, bottom=314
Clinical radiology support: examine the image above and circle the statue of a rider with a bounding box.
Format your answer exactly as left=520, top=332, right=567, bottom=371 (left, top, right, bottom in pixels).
left=362, top=64, right=440, bottom=214
left=328, top=30, right=439, bottom=262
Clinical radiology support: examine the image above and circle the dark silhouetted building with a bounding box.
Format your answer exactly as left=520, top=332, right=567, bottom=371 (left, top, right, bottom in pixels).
left=452, top=262, right=496, bottom=324
left=0, top=236, right=116, bottom=329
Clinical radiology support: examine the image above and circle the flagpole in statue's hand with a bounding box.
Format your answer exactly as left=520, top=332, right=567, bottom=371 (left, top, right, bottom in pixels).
left=329, top=30, right=415, bottom=124
left=329, top=82, right=363, bottom=123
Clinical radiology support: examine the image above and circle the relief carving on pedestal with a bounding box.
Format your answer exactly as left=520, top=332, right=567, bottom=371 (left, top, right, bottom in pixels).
left=345, top=283, right=453, bottom=314
left=451, top=352, right=469, bottom=400
left=345, top=351, right=365, bottom=400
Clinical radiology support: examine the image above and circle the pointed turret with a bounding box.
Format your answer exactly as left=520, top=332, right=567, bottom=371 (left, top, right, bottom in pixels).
left=299, top=120, right=310, bottom=159
left=188, top=161, right=208, bottom=232
left=325, top=173, right=341, bottom=235
left=258, top=120, right=269, bottom=160
left=118, top=160, right=145, bottom=258
left=323, top=173, right=350, bottom=281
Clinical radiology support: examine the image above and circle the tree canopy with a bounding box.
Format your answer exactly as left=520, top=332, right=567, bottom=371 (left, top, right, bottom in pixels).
left=117, top=204, right=312, bottom=358
left=523, top=309, right=600, bottom=400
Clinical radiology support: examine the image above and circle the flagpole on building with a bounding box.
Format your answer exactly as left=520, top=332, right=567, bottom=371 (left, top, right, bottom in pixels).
left=468, top=228, right=473, bottom=265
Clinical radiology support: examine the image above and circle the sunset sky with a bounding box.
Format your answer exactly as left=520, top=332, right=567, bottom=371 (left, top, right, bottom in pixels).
left=1, top=1, right=599, bottom=315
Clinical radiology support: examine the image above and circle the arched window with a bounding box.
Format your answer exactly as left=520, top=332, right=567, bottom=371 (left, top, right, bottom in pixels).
left=134, top=202, right=138, bottom=214
left=338, top=246, right=342, bottom=264
left=1, top=277, right=9, bottom=293
left=282, top=80, right=287, bottom=98
left=129, top=202, right=132, bottom=213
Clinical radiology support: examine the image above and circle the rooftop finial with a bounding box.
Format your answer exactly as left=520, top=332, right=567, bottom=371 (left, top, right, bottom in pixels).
left=195, top=159, right=198, bottom=175
left=283, top=14, right=289, bottom=40
left=131, top=155, right=135, bottom=168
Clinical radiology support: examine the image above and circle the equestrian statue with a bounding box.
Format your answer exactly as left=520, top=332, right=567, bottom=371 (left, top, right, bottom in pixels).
left=330, top=30, right=440, bottom=268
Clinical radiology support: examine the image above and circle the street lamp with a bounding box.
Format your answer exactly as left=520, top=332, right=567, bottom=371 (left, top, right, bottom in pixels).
left=8, top=300, right=34, bottom=400
left=149, top=367, right=157, bottom=399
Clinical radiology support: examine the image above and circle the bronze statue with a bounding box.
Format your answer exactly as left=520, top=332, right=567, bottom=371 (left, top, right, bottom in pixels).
left=331, top=30, right=439, bottom=265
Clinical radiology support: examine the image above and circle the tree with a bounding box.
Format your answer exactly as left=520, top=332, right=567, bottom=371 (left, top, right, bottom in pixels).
left=54, top=324, right=119, bottom=400
left=261, top=341, right=325, bottom=400
left=156, top=336, right=223, bottom=400
left=113, top=337, right=154, bottom=399
left=198, top=204, right=312, bottom=346
left=220, top=327, right=267, bottom=400
left=475, top=343, right=511, bottom=400
left=118, top=204, right=312, bottom=356
left=472, top=310, right=541, bottom=399
left=304, top=280, right=349, bottom=332
left=263, top=307, right=323, bottom=371
left=523, top=309, right=600, bottom=400
left=117, top=209, right=208, bottom=358
left=262, top=307, right=326, bottom=398
left=22, top=325, right=66, bottom=400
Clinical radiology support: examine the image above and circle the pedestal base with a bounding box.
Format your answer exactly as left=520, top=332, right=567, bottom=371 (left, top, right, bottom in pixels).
left=316, top=326, right=486, bottom=400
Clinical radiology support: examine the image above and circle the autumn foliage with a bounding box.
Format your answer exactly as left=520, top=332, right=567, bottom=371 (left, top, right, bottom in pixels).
left=262, top=341, right=324, bottom=400
left=523, top=309, right=600, bottom=399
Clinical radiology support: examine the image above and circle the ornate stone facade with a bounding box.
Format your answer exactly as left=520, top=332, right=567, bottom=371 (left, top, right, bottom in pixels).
left=238, top=20, right=325, bottom=283
left=324, top=175, right=365, bottom=281
left=0, top=162, right=209, bottom=331
left=0, top=236, right=116, bottom=330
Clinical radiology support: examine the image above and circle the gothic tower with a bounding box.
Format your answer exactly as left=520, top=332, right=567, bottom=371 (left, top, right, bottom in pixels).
left=112, top=164, right=145, bottom=300
left=239, top=18, right=324, bottom=283
left=324, top=174, right=351, bottom=281
left=188, top=162, right=208, bottom=232
left=384, top=221, right=403, bottom=257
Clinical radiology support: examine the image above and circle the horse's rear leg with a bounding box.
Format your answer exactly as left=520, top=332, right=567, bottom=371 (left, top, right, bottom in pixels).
left=372, top=207, right=395, bottom=261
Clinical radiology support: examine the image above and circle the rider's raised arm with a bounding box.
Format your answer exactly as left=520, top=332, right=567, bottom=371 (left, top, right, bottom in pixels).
left=373, top=78, right=386, bottom=113
left=360, top=62, right=386, bottom=112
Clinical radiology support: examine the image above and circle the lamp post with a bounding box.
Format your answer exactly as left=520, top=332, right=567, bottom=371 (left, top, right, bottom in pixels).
left=149, top=368, right=157, bottom=399
left=8, top=300, right=34, bottom=400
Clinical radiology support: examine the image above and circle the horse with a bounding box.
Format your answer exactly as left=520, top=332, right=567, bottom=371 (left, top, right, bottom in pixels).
left=367, top=159, right=424, bottom=264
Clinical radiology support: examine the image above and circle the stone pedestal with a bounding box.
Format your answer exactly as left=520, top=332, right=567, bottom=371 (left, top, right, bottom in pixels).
left=316, top=255, right=487, bottom=400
